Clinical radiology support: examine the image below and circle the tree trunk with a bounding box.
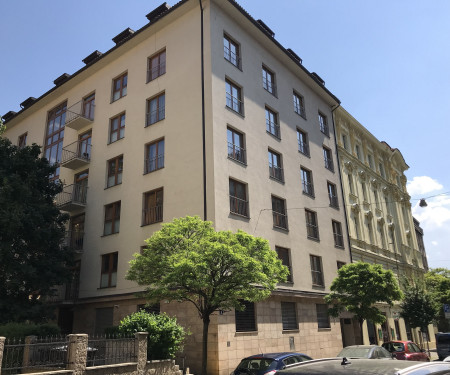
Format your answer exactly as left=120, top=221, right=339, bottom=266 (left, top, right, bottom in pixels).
left=358, top=318, right=364, bottom=345
left=201, top=315, right=210, bottom=375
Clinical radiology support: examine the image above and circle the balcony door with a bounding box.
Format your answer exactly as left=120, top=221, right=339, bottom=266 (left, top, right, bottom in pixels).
left=70, top=214, right=85, bottom=251
left=74, top=170, right=88, bottom=204
left=78, top=130, right=92, bottom=159
left=83, top=94, right=95, bottom=120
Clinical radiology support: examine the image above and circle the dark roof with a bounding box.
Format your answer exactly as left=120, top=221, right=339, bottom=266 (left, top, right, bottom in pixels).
left=82, top=50, right=103, bottom=65
left=146, top=2, right=171, bottom=22
left=54, top=73, right=71, bottom=86
left=20, top=97, right=37, bottom=109
left=112, top=27, right=135, bottom=45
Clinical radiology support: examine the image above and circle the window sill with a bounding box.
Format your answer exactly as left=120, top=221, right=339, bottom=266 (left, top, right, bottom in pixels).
left=230, top=212, right=250, bottom=220
left=282, top=329, right=299, bottom=334
left=321, top=131, right=330, bottom=138
left=312, top=284, right=325, bottom=290
left=224, top=58, right=242, bottom=71
left=107, top=137, right=124, bottom=145
left=273, top=225, right=289, bottom=232
left=105, top=182, right=122, bottom=190
left=144, top=166, right=165, bottom=175
left=110, top=94, right=127, bottom=104
left=329, top=204, right=340, bottom=210
left=235, top=331, right=258, bottom=336
left=101, top=232, right=119, bottom=238
left=98, top=285, right=117, bottom=290
left=307, top=236, right=320, bottom=242
left=227, top=156, right=247, bottom=166
left=225, top=105, right=245, bottom=118
left=141, top=221, right=163, bottom=227
left=302, top=192, right=315, bottom=199
left=325, top=167, right=335, bottom=173
left=266, top=130, right=281, bottom=141
left=318, top=327, right=331, bottom=331
left=269, top=176, right=284, bottom=184
left=295, top=111, right=307, bottom=121
left=145, top=118, right=165, bottom=128
left=146, top=72, right=166, bottom=84
left=263, top=87, right=278, bottom=98
left=335, top=245, right=345, bottom=250
left=298, top=150, right=311, bottom=158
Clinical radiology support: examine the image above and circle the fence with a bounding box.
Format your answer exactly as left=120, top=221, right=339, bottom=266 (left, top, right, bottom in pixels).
left=0, top=333, right=184, bottom=375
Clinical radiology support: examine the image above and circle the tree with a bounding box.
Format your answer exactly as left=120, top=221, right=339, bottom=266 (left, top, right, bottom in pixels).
left=425, top=268, right=450, bottom=331
left=0, top=136, right=73, bottom=323
left=325, top=262, right=403, bottom=343
left=127, top=216, right=288, bottom=375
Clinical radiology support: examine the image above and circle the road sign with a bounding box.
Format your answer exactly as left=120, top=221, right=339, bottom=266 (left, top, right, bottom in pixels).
left=444, top=304, right=450, bottom=319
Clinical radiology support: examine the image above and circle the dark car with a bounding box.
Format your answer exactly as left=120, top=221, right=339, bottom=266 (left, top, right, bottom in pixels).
left=231, top=352, right=312, bottom=375
left=337, top=345, right=393, bottom=359
left=382, top=340, right=430, bottom=361
left=436, top=333, right=450, bottom=361
left=276, top=357, right=450, bottom=375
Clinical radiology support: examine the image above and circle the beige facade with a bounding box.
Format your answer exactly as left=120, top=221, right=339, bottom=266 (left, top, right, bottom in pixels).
left=334, top=107, right=434, bottom=348
left=3, top=1, right=352, bottom=374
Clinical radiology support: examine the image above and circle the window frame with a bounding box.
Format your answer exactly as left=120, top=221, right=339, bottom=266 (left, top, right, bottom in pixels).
left=100, top=252, right=118, bottom=288
left=323, top=146, right=334, bottom=172
left=145, top=138, right=165, bottom=174
left=318, top=112, right=329, bottom=136
left=225, top=78, right=244, bottom=115
left=265, top=106, right=280, bottom=139
left=332, top=220, right=344, bottom=248
left=229, top=178, right=249, bottom=218
left=142, top=188, right=164, bottom=226
left=146, top=92, right=166, bottom=126
left=271, top=195, right=288, bottom=230
left=310, top=255, right=324, bottom=287
left=44, top=101, right=67, bottom=180
left=18, top=132, right=27, bottom=149
left=293, top=91, right=306, bottom=118
left=276, top=246, right=292, bottom=282
left=316, top=304, right=330, bottom=329
left=227, top=127, right=246, bottom=164
left=106, top=155, right=123, bottom=188
left=223, top=33, right=241, bottom=69
left=109, top=112, right=126, bottom=144
left=297, top=128, right=309, bottom=156
left=83, top=92, right=95, bottom=120
left=301, top=167, right=314, bottom=197
left=281, top=302, right=298, bottom=331
left=327, top=181, right=339, bottom=208
left=235, top=301, right=257, bottom=332
left=112, top=72, right=128, bottom=102
left=147, top=49, right=166, bottom=82
left=305, top=209, right=319, bottom=240
left=262, top=65, right=276, bottom=96
left=104, top=201, right=121, bottom=236
left=268, top=149, right=284, bottom=182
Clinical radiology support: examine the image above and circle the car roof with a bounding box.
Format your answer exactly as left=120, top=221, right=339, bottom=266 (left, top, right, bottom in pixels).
left=277, top=358, right=450, bottom=375
left=244, top=352, right=307, bottom=360
left=384, top=341, right=411, bottom=344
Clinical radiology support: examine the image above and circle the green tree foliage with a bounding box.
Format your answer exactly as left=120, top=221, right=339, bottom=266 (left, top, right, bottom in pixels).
left=0, top=136, right=72, bottom=323
left=325, top=262, right=403, bottom=342
left=118, top=311, right=187, bottom=360
left=127, top=216, right=288, bottom=375
left=0, top=322, right=60, bottom=338
left=400, top=279, right=437, bottom=332
left=425, top=268, right=450, bottom=331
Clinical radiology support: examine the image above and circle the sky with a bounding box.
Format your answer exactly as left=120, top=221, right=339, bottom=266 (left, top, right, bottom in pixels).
left=1, top=0, right=449, bottom=269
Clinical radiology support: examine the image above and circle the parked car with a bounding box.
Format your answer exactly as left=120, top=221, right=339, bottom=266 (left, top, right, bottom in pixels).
left=436, top=332, right=450, bottom=361
left=231, top=352, right=313, bottom=375
left=337, top=345, right=394, bottom=359
left=382, top=340, right=429, bottom=361
left=275, top=357, right=450, bottom=375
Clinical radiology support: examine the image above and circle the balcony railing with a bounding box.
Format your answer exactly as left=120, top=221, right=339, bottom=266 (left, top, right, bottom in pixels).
left=226, top=92, right=244, bottom=115
left=146, top=106, right=165, bottom=126
left=298, top=141, right=309, bottom=156
left=307, top=224, right=319, bottom=240
left=227, top=142, right=246, bottom=164
left=329, top=195, right=339, bottom=208
left=324, top=157, right=334, bottom=171
left=224, top=46, right=241, bottom=69
left=64, top=230, right=84, bottom=253
left=229, top=195, right=249, bottom=217
left=142, top=205, right=163, bottom=226
left=144, top=155, right=164, bottom=174
left=56, top=184, right=87, bottom=212
left=273, top=210, right=288, bottom=230
left=65, top=100, right=95, bottom=131
left=266, top=119, right=280, bottom=138
left=147, top=61, right=166, bottom=82
left=61, top=140, right=91, bottom=170
left=302, top=181, right=314, bottom=197
left=263, top=78, right=277, bottom=96
left=269, top=165, right=283, bottom=182
left=334, top=233, right=344, bottom=247
left=320, top=122, right=329, bottom=136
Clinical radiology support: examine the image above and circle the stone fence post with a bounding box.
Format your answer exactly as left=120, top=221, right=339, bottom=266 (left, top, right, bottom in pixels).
left=0, top=336, right=5, bottom=375
left=67, top=334, right=88, bottom=375
left=135, top=332, right=148, bottom=375
left=22, top=335, right=37, bottom=369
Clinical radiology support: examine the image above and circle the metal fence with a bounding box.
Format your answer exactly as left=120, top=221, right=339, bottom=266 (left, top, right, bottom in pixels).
left=87, top=334, right=137, bottom=366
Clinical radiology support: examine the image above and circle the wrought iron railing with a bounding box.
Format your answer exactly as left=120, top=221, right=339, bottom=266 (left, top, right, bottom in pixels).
left=272, top=210, right=288, bottom=230
left=146, top=106, right=165, bottom=126
left=61, top=140, right=91, bottom=164
left=307, top=223, right=319, bottom=239
left=334, top=233, right=344, bottom=247
left=269, top=164, right=283, bottom=181
left=263, top=77, right=277, bottom=95
left=302, top=181, right=314, bottom=197
left=266, top=119, right=280, bottom=138
left=64, top=230, right=84, bottom=252
left=144, top=155, right=165, bottom=174
left=147, top=61, right=166, bottom=82
left=324, top=157, right=334, bottom=171
left=142, top=205, right=163, bottom=225
left=55, top=184, right=88, bottom=207
left=226, top=92, right=244, bottom=114
left=87, top=334, right=136, bottom=366
left=229, top=196, right=249, bottom=217
left=224, top=46, right=241, bottom=69
left=227, top=142, right=246, bottom=164
left=329, top=195, right=339, bottom=208
left=65, top=100, right=95, bottom=124
left=298, top=141, right=309, bottom=156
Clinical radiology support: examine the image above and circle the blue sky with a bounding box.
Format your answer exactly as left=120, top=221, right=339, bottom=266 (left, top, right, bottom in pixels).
left=1, top=0, right=449, bottom=269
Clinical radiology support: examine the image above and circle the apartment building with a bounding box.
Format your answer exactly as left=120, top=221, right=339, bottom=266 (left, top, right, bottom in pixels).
left=334, top=107, right=434, bottom=348
left=2, top=1, right=351, bottom=373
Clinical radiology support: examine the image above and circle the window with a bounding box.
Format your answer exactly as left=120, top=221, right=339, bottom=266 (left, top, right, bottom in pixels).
left=227, top=127, right=246, bottom=164
left=143, top=188, right=163, bottom=225
left=146, top=93, right=165, bottom=126
left=327, top=182, right=339, bottom=208
left=145, top=138, right=165, bottom=173
left=225, top=79, right=243, bottom=114
left=332, top=220, right=344, bottom=248
left=262, top=66, right=276, bottom=95
left=223, top=34, right=240, bottom=68
left=268, top=149, right=283, bottom=181
left=265, top=107, right=280, bottom=138
left=297, top=129, right=309, bottom=156
left=109, top=113, right=125, bottom=143
left=112, top=72, right=127, bottom=101
left=342, top=134, right=348, bottom=150
left=100, top=252, right=118, bottom=288
left=229, top=179, right=248, bottom=217
left=318, top=112, right=329, bottom=135
left=355, top=144, right=361, bottom=160
left=348, top=173, right=354, bottom=195
left=107, top=155, right=123, bottom=187
left=83, top=93, right=95, bottom=120
left=353, top=214, right=361, bottom=240
left=323, top=146, right=334, bottom=171
left=281, top=302, right=297, bottom=330
left=379, top=222, right=387, bottom=249
left=104, top=201, right=121, bottom=235
left=367, top=220, right=374, bottom=244
left=310, top=255, right=324, bottom=287
left=18, top=132, right=27, bottom=149
left=272, top=195, right=288, bottom=230
left=374, top=189, right=380, bottom=209
left=337, top=261, right=346, bottom=269
left=305, top=209, right=319, bottom=240
left=362, top=182, right=368, bottom=201
left=235, top=301, right=256, bottom=332
left=379, top=162, right=386, bottom=179
left=95, top=307, right=113, bottom=334
left=147, top=49, right=166, bottom=82
left=301, top=167, right=314, bottom=197
left=316, top=304, right=330, bottom=328
left=276, top=246, right=292, bottom=282
left=293, top=92, right=306, bottom=118
left=368, top=154, right=374, bottom=169
left=44, top=102, right=67, bottom=180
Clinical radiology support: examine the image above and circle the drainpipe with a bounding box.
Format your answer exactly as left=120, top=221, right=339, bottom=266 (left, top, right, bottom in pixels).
left=198, top=0, right=207, bottom=221
left=331, top=104, right=353, bottom=263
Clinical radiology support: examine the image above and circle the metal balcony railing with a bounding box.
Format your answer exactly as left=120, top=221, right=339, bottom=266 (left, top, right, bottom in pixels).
left=266, top=119, right=280, bottom=138
left=324, top=157, right=334, bottom=171
left=229, top=195, right=249, bottom=217
left=298, top=141, right=309, bottom=156
left=269, top=164, right=283, bottom=182
left=302, top=181, right=314, bottom=197
left=329, top=195, right=339, bottom=208
left=263, top=77, right=277, bottom=95
left=146, top=107, right=165, bottom=126
left=334, top=233, right=344, bottom=247
left=61, top=140, right=91, bottom=169
left=307, top=224, right=319, bottom=240
left=144, top=155, right=164, bottom=174
left=65, top=100, right=95, bottom=130
left=273, top=210, right=288, bottom=230
left=64, top=230, right=84, bottom=252
left=227, top=142, right=246, bottom=164
left=56, top=184, right=87, bottom=210
left=142, top=205, right=163, bottom=226
left=226, top=92, right=244, bottom=115
left=224, top=46, right=241, bottom=69
left=147, top=61, right=166, bottom=82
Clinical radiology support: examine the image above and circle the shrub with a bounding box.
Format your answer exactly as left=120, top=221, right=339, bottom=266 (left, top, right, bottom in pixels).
left=118, top=311, right=187, bottom=360
left=0, top=322, right=60, bottom=338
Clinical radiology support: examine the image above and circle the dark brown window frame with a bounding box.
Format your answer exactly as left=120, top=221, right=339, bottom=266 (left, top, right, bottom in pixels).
left=227, top=127, right=246, bottom=164
left=268, top=149, right=283, bottom=182
left=143, top=188, right=164, bottom=226
left=100, top=252, right=118, bottom=288
left=265, top=106, right=280, bottom=139
left=104, top=201, right=121, bottom=235
left=318, top=112, right=329, bottom=136
left=109, top=112, right=126, bottom=144
left=18, top=132, right=28, bottom=149
left=297, top=128, right=309, bottom=156
left=235, top=300, right=257, bottom=332
left=293, top=91, right=306, bottom=118
left=112, top=72, right=128, bottom=102
left=281, top=302, right=298, bottom=331
left=107, top=155, right=123, bottom=188
left=44, top=101, right=67, bottom=180
left=327, top=181, right=339, bottom=208
left=276, top=246, right=292, bottom=282
left=229, top=178, right=249, bottom=218
left=310, top=254, right=324, bottom=287
left=272, top=195, right=288, bottom=230
left=223, top=33, right=241, bottom=69
left=301, top=167, right=314, bottom=197
left=305, top=209, right=319, bottom=240
left=145, top=138, right=165, bottom=174
left=262, top=65, right=276, bottom=96
left=323, top=146, right=334, bottom=171
left=225, top=79, right=244, bottom=115
left=146, top=92, right=165, bottom=126
left=316, top=303, right=330, bottom=328
left=147, top=49, right=166, bottom=82
left=332, top=220, right=344, bottom=248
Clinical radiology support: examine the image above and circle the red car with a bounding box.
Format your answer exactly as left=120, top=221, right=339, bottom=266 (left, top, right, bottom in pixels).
left=382, top=341, right=430, bottom=361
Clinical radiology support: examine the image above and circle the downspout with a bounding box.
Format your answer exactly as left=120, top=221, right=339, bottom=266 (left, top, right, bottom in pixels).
left=331, top=103, right=353, bottom=263
left=198, top=0, right=207, bottom=221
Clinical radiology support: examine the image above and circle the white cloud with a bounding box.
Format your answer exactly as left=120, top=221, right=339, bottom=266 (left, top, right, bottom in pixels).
left=412, top=195, right=450, bottom=228
left=431, top=241, right=438, bottom=246
left=407, top=176, right=443, bottom=196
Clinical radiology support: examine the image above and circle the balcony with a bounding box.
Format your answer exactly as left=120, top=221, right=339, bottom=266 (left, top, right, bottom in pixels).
left=64, top=230, right=84, bottom=253
left=142, top=205, right=163, bottom=226
left=302, top=181, right=314, bottom=197
left=61, top=140, right=91, bottom=170
left=324, top=157, right=334, bottom=172
left=229, top=195, right=249, bottom=217
left=226, top=92, right=244, bottom=115
left=266, top=119, right=280, bottom=139
left=227, top=142, right=246, bottom=164
left=65, top=100, right=95, bottom=131
left=273, top=210, right=288, bottom=230
left=329, top=195, right=339, bottom=208
left=269, top=165, right=283, bottom=182
left=56, top=184, right=87, bottom=212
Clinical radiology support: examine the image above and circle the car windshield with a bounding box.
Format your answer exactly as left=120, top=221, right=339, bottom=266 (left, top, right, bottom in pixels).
left=338, top=347, right=371, bottom=358
left=383, top=342, right=404, bottom=352
left=238, top=358, right=276, bottom=373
